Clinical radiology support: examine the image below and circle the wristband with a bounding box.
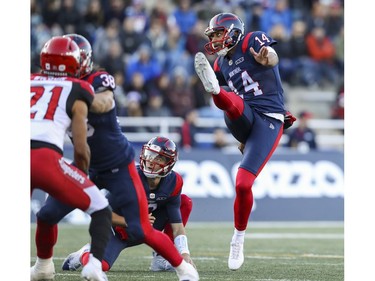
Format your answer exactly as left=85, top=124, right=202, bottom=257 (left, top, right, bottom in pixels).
left=174, top=235, right=190, bottom=255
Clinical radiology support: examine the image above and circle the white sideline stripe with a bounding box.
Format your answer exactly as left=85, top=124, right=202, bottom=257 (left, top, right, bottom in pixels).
left=246, top=233, right=344, bottom=239
left=189, top=221, right=344, bottom=228
left=56, top=272, right=314, bottom=281
left=302, top=253, right=343, bottom=258
left=246, top=254, right=343, bottom=259
left=254, top=279, right=315, bottom=281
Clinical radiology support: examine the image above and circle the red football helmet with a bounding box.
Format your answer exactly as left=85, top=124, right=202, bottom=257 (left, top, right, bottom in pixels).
left=40, top=36, right=81, bottom=77
left=204, top=13, right=245, bottom=56
left=63, top=34, right=93, bottom=78
left=140, top=137, right=178, bottom=178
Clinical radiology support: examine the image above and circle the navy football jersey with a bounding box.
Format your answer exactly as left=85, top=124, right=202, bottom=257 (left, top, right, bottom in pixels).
left=137, top=166, right=183, bottom=224
left=83, top=70, right=135, bottom=171
left=213, top=31, right=286, bottom=114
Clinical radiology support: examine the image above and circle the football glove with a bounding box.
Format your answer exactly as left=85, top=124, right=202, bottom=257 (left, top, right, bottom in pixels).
left=284, top=111, right=297, bottom=130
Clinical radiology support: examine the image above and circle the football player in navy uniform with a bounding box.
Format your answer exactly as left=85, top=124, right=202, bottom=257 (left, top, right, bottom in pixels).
left=194, top=13, right=296, bottom=270
left=35, top=34, right=199, bottom=281
left=62, top=137, right=196, bottom=273
left=31, top=36, right=113, bottom=281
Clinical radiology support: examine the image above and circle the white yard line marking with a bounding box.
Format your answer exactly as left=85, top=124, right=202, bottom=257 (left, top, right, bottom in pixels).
left=188, top=221, right=344, bottom=229
left=246, top=233, right=344, bottom=239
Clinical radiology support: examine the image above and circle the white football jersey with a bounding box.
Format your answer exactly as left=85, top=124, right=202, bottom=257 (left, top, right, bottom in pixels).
left=31, top=74, right=94, bottom=151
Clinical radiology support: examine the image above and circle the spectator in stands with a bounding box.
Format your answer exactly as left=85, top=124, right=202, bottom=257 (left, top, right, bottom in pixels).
left=120, top=17, right=147, bottom=62
left=57, top=0, right=83, bottom=34
left=325, top=1, right=344, bottom=39
left=102, top=0, right=126, bottom=26
left=306, top=25, right=340, bottom=87
left=113, top=71, right=128, bottom=117
left=179, top=109, right=199, bottom=150
left=288, top=20, right=320, bottom=87
left=145, top=16, right=169, bottom=68
left=127, top=91, right=143, bottom=115
left=191, top=72, right=211, bottom=110
left=212, top=127, right=229, bottom=149
left=268, top=23, right=294, bottom=85
left=126, top=44, right=162, bottom=85
left=288, top=0, right=314, bottom=20
left=164, top=24, right=193, bottom=77
left=144, top=93, right=171, bottom=118
left=245, top=2, right=263, bottom=32
left=149, top=0, right=169, bottom=28
left=165, top=66, right=196, bottom=118
left=99, top=39, right=126, bottom=76
left=185, top=20, right=208, bottom=57
left=124, top=0, right=150, bottom=34
left=331, top=81, right=344, bottom=121
left=125, top=71, right=149, bottom=112
left=168, top=0, right=198, bottom=38
left=144, top=92, right=172, bottom=132
left=40, top=0, right=62, bottom=28
left=305, top=1, right=329, bottom=33
left=92, top=18, right=122, bottom=63
left=82, top=0, right=105, bottom=42
left=286, top=111, right=317, bottom=152
left=260, top=0, right=293, bottom=37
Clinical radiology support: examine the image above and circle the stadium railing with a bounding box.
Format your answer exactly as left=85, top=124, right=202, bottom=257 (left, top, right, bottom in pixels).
left=113, top=116, right=344, bottom=151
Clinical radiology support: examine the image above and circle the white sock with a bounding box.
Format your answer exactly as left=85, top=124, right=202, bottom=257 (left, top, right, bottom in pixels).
left=36, top=257, right=53, bottom=266
left=233, top=229, right=245, bottom=244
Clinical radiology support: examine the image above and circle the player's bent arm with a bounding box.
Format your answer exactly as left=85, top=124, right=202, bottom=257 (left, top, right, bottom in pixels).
left=250, top=46, right=279, bottom=67
left=71, top=100, right=91, bottom=174
left=90, top=90, right=114, bottom=114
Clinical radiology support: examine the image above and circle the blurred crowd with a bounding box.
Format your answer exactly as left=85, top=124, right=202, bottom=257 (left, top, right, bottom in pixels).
left=31, top=0, right=344, bottom=148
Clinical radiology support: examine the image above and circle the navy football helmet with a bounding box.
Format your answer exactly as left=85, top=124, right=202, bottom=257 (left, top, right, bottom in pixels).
left=63, top=34, right=93, bottom=77
left=204, top=13, right=245, bottom=56
left=140, top=137, right=178, bottom=178
left=40, top=36, right=81, bottom=77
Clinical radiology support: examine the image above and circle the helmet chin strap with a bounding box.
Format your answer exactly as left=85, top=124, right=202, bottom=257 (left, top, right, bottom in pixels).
left=217, top=42, right=238, bottom=56
left=144, top=173, right=159, bottom=179
left=217, top=47, right=229, bottom=56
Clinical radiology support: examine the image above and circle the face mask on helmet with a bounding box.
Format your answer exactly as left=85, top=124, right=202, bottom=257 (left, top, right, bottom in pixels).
left=40, top=36, right=81, bottom=77
left=204, top=13, right=245, bottom=56
left=63, top=34, right=93, bottom=78
left=140, top=137, right=178, bottom=178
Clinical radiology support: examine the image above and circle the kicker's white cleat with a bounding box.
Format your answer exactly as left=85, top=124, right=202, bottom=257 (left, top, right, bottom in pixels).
left=228, top=241, right=244, bottom=270
left=150, top=251, right=175, bottom=272
left=194, top=52, right=220, bottom=94
left=175, top=259, right=199, bottom=281
left=62, top=243, right=91, bottom=271
left=81, top=254, right=108, bottom=281
left=30, top=258, right=55, bottom=281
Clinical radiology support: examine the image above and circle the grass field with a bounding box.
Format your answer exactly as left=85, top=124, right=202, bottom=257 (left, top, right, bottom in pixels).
left=30, top=221, right=344, bottom=281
